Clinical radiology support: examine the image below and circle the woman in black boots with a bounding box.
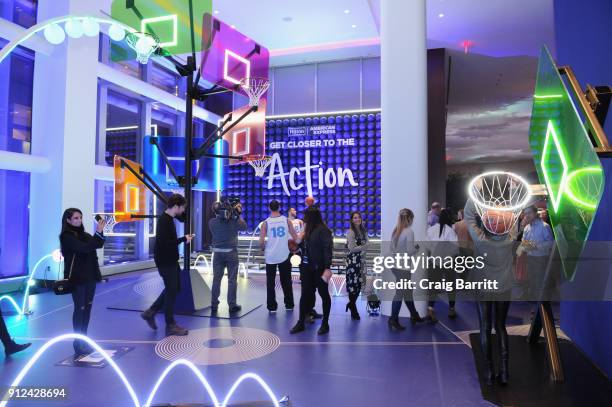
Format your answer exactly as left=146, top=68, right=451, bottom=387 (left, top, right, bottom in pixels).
left=59, top=208, right=106, bottom=357
left=290, top=206, right=333, bottom=335
left=345, top=211, right=368, bottom=320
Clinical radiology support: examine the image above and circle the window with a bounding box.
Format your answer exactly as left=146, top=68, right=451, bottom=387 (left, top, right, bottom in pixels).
left=0, top=37, right=34, bottom=154
left=0, top=170, right=30, bottom=278
left=99, top=34, right=142, bottom=79
left=152, top=104, right=179, bottom=137
left=103, top=88, right=141, bottom=165
left=1, top=0, right=37, bottom=28
left=150, top=62, right=182, bottom=96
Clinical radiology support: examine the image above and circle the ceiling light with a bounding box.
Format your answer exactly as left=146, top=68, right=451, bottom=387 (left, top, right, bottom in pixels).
left=344, top=9, right=350, bottom=14
left=230, top=25, right=236, bottom=29
left=438, top=13, right=445, bottom=18
left=214, top=10, right=219, bottom=14
left=351, top=24, right=357, bottom=29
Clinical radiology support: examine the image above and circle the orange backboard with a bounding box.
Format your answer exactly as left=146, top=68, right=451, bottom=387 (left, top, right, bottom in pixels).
left=113, top=155, right=147, bottom=222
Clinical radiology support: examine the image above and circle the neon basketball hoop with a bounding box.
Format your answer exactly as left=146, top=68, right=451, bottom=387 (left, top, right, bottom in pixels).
left=239, top=77, right=270, bottom=107
left=125, top=31, right=159, bottom=64
left=243, top=154, right=272, bottom=177
left=468, top=171, right=531, bottom=235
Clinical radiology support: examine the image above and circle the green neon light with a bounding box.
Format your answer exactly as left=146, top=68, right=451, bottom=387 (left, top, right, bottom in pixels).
left=534, top=94, right=564, bottom=99
left=141, top=14, right=178, bottom=48
left=564, top=167, right=604, bottom=210
left=540, top=120, right=569, bottom=212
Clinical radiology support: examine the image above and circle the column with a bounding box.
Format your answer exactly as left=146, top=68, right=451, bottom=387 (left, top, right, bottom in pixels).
left=380, top=0, right=428, bottom=315
left=29, top=0, right=101, bottom=275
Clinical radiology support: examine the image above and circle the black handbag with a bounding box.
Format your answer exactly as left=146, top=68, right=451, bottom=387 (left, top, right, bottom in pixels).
left=53, top=254, right=75, bottom=295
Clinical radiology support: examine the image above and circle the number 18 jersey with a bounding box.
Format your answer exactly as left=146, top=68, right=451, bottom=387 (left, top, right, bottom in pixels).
left=264, top=215, right=290, bottom=264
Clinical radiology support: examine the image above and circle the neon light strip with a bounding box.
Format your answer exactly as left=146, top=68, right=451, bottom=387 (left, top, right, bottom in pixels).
left=540, top=120, right=569, bottom=212
left=144, top=359, right=220, bottom=407
left=224, top=49, right=251, bottom=85
left=0, top=295, right=22, bottom=315
left=0, top=16, right=137, bottom=65
left=2, top=334, right=283, bottom=407
left=534, top=94, right=564, bottom=99
left=267, top=108, right=381, bottom=119
left=221, top=373, right=281, bottom=407
left=0, top=253, right=55, bottom=315
left=0, top=333, right=140, bottom=407
left=564, top=167, right=603, bottom=210
left=141, top=14, right=178, bottom=48
left=467, top=171, right=532, bottom=212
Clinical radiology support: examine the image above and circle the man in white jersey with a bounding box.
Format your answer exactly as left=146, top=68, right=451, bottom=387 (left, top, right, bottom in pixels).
left=259, top=200, right=299, bottom=313
left=288, top=207, right=304, bottom=238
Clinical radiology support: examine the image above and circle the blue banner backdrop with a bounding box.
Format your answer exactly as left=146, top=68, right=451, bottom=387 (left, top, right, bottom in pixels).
left=225, top=110, right=381, bottom=237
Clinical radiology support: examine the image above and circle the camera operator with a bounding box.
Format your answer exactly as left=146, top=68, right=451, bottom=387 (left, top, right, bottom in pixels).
left=209, top=198, right=247, bottom=313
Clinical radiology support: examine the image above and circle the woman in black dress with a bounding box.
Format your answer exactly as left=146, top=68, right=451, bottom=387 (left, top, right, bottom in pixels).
left=345, top=211, right=368, bottom=320
left=59, top=208, right=105, bottom=356
left=290, top=206, right=333, bottom=335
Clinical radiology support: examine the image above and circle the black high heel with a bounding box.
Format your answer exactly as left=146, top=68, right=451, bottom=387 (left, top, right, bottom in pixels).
left=410, top=314, right=424, bottom=324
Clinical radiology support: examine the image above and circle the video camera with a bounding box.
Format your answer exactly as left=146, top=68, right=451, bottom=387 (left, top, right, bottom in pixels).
left=213, top=196, right=242, bottom=221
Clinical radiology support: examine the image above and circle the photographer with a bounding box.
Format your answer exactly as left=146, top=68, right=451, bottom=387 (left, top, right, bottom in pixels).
left=209, top=198, right=247, bottom=313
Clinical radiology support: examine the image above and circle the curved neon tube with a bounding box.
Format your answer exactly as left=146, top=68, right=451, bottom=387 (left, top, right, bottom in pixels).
left=221, top=372, right=281, bottom=407
left=467, top=171, right=532, bottom=212
left=143, top=359, right=220, bottom=407
left=564, top=167, right=604, bottom=210
left=0, top=295, right=22, bottom=315
left=0, top=15, right=136, bottom=65
left=0, top=333, right=140, bottom=407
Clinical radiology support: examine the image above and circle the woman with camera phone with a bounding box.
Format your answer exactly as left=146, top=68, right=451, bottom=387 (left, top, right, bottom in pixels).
left=290, top=206, right=333, bottom=335
left=59, top=208, right=106, bottom=357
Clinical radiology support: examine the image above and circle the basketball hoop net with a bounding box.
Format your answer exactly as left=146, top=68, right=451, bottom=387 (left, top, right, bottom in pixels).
left=468, top=171, right=531, bottom=235
left=125, top=31, right=159, bottom=64
left=243, top=154, right=272, bottom=177
left=94, top=213, right=118, bottom=234
left=239, top=77, right=270, bottom=107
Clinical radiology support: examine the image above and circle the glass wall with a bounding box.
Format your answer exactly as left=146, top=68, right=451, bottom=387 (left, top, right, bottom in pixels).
left=0, top=38, right=34, bottom=154
left=104, top=88, right=141, bottom=164
left=0, top=0, right=37, bottom=28
left=0, top=34, right=34, bottom=279
left=0, top=170, right=30, bottom=279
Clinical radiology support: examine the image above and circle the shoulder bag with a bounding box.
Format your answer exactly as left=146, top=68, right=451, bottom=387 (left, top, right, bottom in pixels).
left=53, top=254, right=75, bottom=295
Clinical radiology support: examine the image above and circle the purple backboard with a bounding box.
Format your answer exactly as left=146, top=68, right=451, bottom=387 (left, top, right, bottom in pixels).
left=201, top=13, right=270, bottom=97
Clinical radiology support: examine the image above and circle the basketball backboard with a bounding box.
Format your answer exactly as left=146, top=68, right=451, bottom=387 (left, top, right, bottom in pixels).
left=142, top=136, right=221, bottom=191
left=110, top=0, right=212, bottom=61
left=222, top=99, right=267, bottom=165
left=528, top=46, right=605, bottom=279
left=200, top=13, right=270, bottom=96
left=113, top=155, right=147, bottom=222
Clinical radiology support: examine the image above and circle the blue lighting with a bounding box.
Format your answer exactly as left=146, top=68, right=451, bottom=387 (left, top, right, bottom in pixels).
left=2, top=334, right=283, bottom=407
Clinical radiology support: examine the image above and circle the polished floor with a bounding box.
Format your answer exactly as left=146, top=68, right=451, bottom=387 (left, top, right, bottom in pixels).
left=0, top=271, right=557, bottom=407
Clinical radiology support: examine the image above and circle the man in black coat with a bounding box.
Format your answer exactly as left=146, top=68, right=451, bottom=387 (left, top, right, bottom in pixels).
left=141, top=194, right=193, bottom=336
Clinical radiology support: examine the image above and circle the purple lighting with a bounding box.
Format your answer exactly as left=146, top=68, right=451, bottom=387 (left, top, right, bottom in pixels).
left=200, top=13, right=269, bottom=98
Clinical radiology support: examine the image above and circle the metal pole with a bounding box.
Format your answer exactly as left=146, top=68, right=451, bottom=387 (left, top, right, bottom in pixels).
left=184, top=57, right=194, bottom=274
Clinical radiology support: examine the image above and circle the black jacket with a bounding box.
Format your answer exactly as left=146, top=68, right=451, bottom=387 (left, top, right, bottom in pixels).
left=304, top=225, right=333, bottom=270
left=60, top=230, right=105, bottom=284
left=154, top=213, right=186, bottom=267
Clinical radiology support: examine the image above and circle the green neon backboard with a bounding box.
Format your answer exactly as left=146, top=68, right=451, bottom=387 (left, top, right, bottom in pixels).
left=528, top=46, right=605, bottom=279
left=111, top=0, right=212, bottom=61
